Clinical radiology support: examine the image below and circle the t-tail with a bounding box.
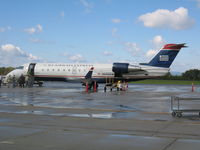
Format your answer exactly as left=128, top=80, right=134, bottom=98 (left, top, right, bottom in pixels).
left=146, top=43, right=187, bottom=68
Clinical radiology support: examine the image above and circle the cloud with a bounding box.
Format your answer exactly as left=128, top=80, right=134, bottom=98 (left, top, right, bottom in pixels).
left=138, top=7, right=194, bottom=30
left=80, top=0, right=94, bottom=13
left=112, top=27, right=118, bottom=37
left=107, top=41, right=114, bottom=45
left=37, top=24, right=42, bottom=32
left=30, top=38, right=43, bottom=43
left=0, top=26, right=11, bottom=32
left=69, top=54, right=85, bottom=62
left=24, top=24, right=43, bottom=34
left=151, top=35, right=166, bottom=49
left=0, top=28, right=6, bottom=32
left=123, top=42, right=141, bottom=56
left=111, top=18, right=121, bottom=23
left=0, top=44, right=40, bottom=66
left=195, top=0, right=200, bottom=7
left=146, top=49, right=157, bottom=58
left=146, top=35, right=166, bottom=58
left=103, top=51, right=113, bottom=56
left=64, top=52, right=86, bottom=62
left=60, top=11, right=65, bottom=18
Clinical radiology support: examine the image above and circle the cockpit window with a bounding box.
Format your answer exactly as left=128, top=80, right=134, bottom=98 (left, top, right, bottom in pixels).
left=15, top=66, right=24, bottom=69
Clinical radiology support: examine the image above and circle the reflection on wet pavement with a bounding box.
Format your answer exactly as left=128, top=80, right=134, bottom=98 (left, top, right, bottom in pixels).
left=0, top=82, right=200, bottom=120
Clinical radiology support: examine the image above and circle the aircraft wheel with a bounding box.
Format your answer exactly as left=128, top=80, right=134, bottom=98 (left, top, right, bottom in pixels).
left=176, top=113, right=182, bottom=118
left=171, top=112, right=176, bottom=117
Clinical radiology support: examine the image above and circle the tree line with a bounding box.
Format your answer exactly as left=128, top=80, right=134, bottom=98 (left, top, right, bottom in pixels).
left=0, top=67, right=15, bottom=75
left=160, top=69, right=200, bottom=80
left=0, top=67, right=200, bottom=80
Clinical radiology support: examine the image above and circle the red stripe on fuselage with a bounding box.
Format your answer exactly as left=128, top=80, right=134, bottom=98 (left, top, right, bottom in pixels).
left=34, top=75, right=113, bottom=78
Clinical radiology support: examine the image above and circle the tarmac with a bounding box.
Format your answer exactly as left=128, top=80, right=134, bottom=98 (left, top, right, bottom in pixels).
left=0, top=82, right=200, bottom=150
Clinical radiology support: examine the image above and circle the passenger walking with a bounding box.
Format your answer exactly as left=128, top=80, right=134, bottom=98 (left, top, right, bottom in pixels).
left=18, top=74, right=25, bottom=88
left=122, top=81, right=128, bottom=91
left=25, top=75, right=29, bottom=87
left=21, top=74, right=25, bottom=88
left=27, top=74, right=34, bottom=87
left=12, top=75, right=16, bottom=88
left=0, top=75, right=2, bottom=88
left=7, top=75, right=12, bottom=88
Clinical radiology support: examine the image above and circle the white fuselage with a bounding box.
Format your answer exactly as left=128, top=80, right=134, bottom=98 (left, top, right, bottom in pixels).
left=5, top=63, right=169, bottom=83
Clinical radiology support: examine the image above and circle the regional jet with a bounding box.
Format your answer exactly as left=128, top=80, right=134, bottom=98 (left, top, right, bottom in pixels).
left=5, top=43, right=186, bottom=87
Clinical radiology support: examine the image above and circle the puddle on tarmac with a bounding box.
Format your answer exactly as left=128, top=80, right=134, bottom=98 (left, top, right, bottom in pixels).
left=110, top=134, right=133, bottom=138
left=1, top=83, right=200, bottom=120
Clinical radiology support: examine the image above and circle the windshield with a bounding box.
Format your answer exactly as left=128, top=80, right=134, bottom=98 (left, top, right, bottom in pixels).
left=15, top=66, right=24, bottom=69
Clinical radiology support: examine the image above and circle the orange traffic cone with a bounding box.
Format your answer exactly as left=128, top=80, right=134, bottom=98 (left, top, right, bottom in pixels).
left=86, top=82, right=89, bottom=92
left=192, top=83, right=195, bottom=92
left=94, top=81, right=97, bottom=92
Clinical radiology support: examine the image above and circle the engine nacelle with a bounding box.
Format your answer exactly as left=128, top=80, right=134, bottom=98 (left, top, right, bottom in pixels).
left=112, top=63, right=129, bottom=77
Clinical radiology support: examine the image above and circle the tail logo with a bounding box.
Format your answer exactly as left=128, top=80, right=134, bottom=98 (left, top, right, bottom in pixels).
left=159, top=55, right=169, bottom=61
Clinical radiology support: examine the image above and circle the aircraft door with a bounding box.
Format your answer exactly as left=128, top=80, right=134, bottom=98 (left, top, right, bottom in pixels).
left=28, top=63, right=36, bottom=76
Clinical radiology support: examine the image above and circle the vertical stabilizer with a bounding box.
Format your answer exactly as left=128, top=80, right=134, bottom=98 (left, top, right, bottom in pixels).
left=147, top=43, right=186, bottom=68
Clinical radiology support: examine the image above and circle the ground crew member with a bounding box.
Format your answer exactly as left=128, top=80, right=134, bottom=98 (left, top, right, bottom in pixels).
left=117, top=81, right=122, bottom=91
left=0, top=75, right=2, bottom=88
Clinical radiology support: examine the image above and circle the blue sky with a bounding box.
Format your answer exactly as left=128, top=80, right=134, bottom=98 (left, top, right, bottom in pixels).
left=0, top=0, right=200, bottom=72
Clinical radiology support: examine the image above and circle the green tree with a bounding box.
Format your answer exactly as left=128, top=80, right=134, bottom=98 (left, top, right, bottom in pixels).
left=0, top=67, right=14, bottom=75
left=182, top=69, right=200, bottom=80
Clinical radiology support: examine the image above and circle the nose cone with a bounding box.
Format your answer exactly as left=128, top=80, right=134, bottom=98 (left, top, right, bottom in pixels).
left=5, top=69, right=24, bottom=81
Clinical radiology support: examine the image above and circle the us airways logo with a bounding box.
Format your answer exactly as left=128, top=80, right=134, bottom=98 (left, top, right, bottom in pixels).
left=159, top=55, right=169, bottom=61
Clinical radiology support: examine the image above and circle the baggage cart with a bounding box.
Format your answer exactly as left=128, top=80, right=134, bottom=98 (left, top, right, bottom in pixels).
left=171, top=96, right=200, bottom=118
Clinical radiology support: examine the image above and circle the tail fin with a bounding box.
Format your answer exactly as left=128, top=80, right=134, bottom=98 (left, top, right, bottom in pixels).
left=147, top=43, right=187, bottom=68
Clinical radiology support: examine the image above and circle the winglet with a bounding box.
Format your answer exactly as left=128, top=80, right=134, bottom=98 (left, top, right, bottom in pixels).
left=85, top=67, right=94, bottom=79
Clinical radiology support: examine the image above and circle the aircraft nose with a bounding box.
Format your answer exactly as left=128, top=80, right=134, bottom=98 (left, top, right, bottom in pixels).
left=5, top=69, right=24, bottom=80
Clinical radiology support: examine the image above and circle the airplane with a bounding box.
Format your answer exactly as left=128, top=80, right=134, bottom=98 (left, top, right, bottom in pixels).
left=4, top=43, right=186, bottom=88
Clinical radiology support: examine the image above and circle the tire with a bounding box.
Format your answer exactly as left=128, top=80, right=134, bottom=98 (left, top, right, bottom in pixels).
left=177, top=113, right=182, bottom=118
left=172, top=112, right=176, bottom=117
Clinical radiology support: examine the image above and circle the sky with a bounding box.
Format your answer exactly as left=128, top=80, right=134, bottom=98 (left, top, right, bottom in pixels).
left=0, top=0, right=200, bottom=72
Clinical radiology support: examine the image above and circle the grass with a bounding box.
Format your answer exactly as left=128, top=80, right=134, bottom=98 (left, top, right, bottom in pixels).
left=131, top=79, right=200, bottom=85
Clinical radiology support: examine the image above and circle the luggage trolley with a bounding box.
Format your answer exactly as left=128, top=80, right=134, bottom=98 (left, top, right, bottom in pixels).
left=171, top=96, right=200, bottom=118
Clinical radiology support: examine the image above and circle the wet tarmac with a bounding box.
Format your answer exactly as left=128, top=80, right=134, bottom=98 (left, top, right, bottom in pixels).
left=0, top=82, right=200, bottom=150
